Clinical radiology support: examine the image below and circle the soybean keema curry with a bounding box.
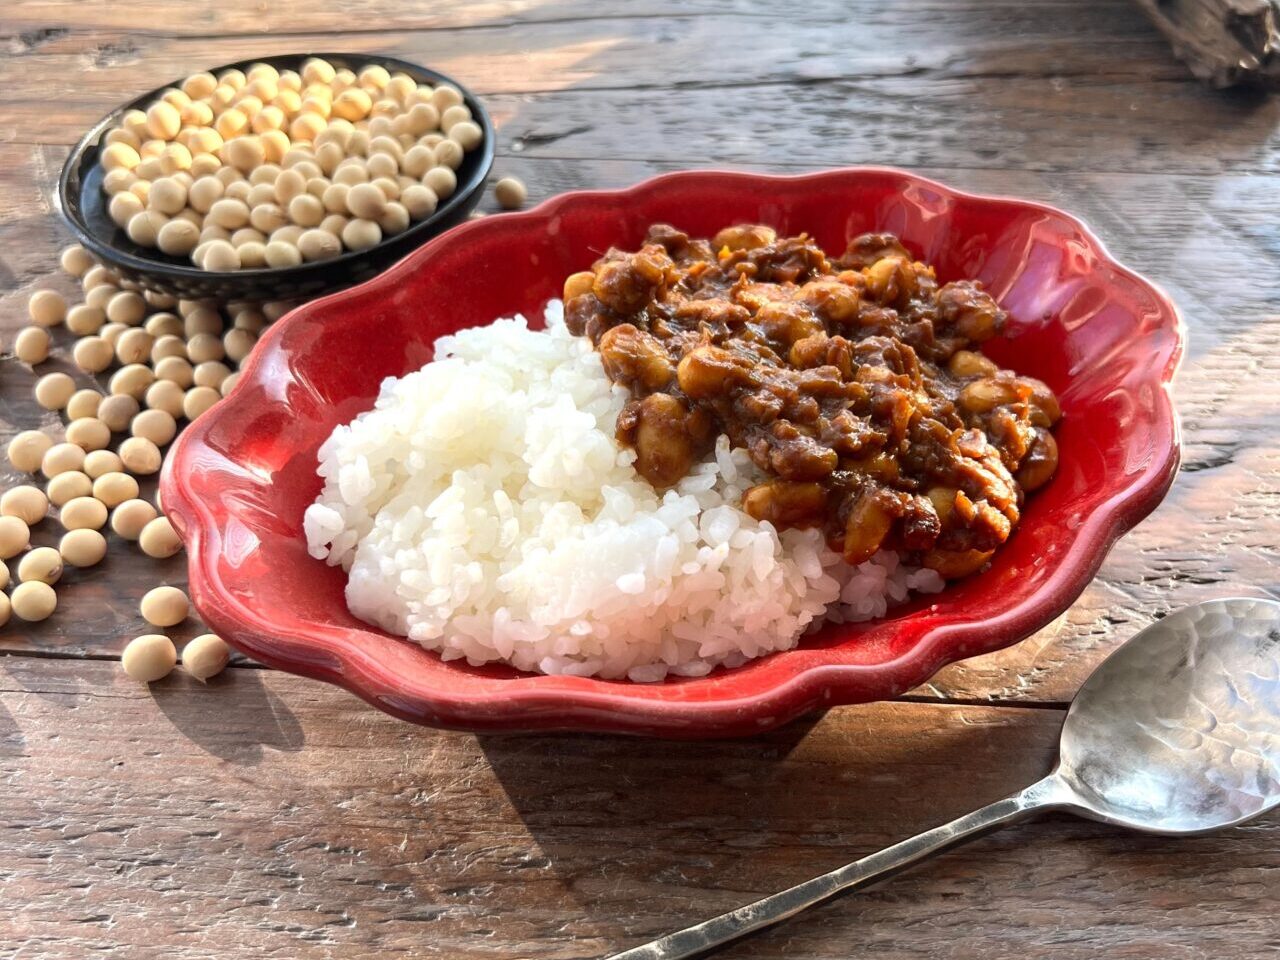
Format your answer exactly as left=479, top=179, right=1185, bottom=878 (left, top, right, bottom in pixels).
left=562, top=224, right=1061, bottom=580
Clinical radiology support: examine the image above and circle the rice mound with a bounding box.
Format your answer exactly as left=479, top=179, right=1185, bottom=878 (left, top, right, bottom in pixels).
left=304, top=302, right=943, bottom=681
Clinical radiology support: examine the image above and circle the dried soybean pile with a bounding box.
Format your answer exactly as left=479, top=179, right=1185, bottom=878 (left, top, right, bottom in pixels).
left=2, top=248, right=271, bottom=680
left=6, top=56, right=527, bottom=684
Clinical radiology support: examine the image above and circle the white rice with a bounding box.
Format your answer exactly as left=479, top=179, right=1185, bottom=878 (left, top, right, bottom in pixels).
left=304, top=302, right=943, bottom=681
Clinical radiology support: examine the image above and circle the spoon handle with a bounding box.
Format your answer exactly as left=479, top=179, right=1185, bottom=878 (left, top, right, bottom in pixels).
left=606, top=777, right=1065, bottom=960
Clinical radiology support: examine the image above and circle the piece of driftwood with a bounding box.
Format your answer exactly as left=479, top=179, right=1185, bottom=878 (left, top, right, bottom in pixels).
left=1136, top=0, right=1280, bottom=86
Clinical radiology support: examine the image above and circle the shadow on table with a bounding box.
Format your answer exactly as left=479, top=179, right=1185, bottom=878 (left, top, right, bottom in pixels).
left=150, top=666, right=305, bottom=765
left=472, top=704, right=1058, bottom=911
left=0, top=698, right=23, bottom=760
left=471, top=707, right=1262, bottom=956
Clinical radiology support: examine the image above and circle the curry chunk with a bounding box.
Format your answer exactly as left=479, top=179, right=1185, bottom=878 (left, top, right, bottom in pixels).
left=843, top=486, right=899, bottom=565
left=592, top=246, right=674, bottom=314
left=714, top=224, right=777, bottom=252
left=799, top=279, right=861, bottom=324
left=839, top=232, right=912, bottom=269
left=935, top=280, right=1005, bottom=342
left=742, top=480, right=827, bottom=527
left=598, top=324, right=675, bottom=391
left=677, top=344, right=758, bottom=399
left=625, top=393, right=704, bottom=489
left=862, top=256, right=918, bottom=307
left=757, top=300, right=825, bottom=344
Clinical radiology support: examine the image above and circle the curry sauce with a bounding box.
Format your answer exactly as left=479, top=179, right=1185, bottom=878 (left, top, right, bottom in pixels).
left=563, top=224, right=1060, bottom=580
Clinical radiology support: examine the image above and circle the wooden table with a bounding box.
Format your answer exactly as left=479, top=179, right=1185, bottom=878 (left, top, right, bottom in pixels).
left=3, top=2, right=1278, bottom=956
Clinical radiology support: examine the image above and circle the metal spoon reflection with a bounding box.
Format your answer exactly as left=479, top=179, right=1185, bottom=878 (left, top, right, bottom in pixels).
left=609, top=597, right=1280, bottom=960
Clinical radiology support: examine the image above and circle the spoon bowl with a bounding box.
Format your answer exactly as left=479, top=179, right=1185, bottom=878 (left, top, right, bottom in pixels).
left=1057, top=596, right=1280, bottom=834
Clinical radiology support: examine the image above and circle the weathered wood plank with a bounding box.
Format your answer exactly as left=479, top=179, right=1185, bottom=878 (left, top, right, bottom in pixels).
left=3, top=657, right=1277, bottom=959
left=0, top=0, right=1158, bottom=39
left=0, top=2, right=1261, bottom=180
left=0, top=3, right=1178, bottom=101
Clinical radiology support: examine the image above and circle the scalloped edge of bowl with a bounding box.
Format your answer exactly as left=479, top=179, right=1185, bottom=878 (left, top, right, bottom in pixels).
left=161, top=166, right=1184, bottom=738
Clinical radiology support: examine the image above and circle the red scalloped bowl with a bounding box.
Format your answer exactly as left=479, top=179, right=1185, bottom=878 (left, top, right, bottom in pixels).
left=161, top=168, right=1183, bottom=738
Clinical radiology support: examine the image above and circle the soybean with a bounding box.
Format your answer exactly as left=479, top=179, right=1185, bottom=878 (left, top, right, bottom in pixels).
left=139, top=516, right=182, bottom=558
left=60, top=528, right=108, bottom=568
left=111, top=499, right=158, bottom=540
left=92, top=472, right=139, bottom=508
left=14, top=327, right=51, bottom=364
left=47, top=471, right=93, bottom=507
left=18, top=547, right=63, bottom=586
left=12, top=581, right=57, bottom=622
left=122, top=634, right=177, bottom=683
left=9, top=431, right=54, bottom=473
left=0, top=516, right=30, bottom=559
left=140, top=585, right=189, bottom=627
left=1, top=486, right=48, bottom=525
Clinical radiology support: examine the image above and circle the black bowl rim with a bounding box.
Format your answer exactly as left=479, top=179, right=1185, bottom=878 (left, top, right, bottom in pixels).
left=57, top=52, right=495, bottom=287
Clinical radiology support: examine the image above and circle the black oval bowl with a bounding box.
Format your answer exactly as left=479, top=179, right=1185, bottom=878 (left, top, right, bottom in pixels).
left=58, top=53, right=495, bottom=302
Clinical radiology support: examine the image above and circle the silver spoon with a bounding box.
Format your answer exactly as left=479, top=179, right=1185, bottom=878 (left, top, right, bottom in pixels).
left=609, top=596, right=1280, bottom=960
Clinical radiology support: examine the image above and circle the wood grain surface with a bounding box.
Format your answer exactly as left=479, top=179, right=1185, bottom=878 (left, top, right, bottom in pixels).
left=6, top=657, right=1280, bottom=960
left=1, top=0, right=1278, bottom=956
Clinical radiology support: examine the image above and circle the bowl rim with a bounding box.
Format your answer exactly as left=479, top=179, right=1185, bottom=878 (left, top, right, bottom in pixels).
left=56, top=52, right=495, bottom=286
left=161, top=166, right=1185, bottom=737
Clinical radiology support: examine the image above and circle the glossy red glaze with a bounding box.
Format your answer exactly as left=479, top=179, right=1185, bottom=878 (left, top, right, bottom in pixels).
left=161, top=168, right=1183, bottom=738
